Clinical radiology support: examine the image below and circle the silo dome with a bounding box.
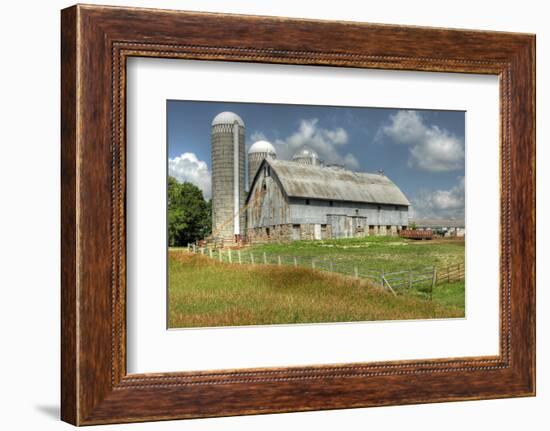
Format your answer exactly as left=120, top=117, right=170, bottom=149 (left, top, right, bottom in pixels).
left=293, top=147, right=318, bottom=158
left=292, top=146, right=321, bottom=165
left=248, top=140, right=277, bottom=156
left=211, top=111, right=245, bottom=127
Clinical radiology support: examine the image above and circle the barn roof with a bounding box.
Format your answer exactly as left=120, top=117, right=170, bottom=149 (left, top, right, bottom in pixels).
left=249, top=159, right=410, bottom=206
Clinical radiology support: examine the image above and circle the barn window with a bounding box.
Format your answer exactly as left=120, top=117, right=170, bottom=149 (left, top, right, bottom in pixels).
left=262, top=182, right=267, bottom=191
left=377, top=205, right=382, bottom=211
left=305, top=199, right=310, bottom=205
left=329, top=201, right=334, bottom=207
left=355, top=209, right=359, bottom=215
left=395, top=205, right=399, bottom=210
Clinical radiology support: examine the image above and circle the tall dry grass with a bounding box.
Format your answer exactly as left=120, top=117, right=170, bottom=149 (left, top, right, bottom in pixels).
left=168, top=251, right=463, bottom=328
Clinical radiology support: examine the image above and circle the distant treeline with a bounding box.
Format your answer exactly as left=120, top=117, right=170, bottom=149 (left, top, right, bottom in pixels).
left=168, top=176, right=211, bottom=246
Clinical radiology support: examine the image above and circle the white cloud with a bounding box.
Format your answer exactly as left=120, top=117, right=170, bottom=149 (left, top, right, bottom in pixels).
left=381, top=111, right=464, bottom=172
left=249, top=131, right=267, bottom=143
left=273, top=119, right=359, bottom=169
left=411, top=177, right=465, bottom=220
left=168, top=152, right=212, bottom=199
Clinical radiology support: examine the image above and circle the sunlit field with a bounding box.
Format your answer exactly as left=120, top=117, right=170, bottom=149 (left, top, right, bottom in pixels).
left=168, top=237, right=465, bottom=328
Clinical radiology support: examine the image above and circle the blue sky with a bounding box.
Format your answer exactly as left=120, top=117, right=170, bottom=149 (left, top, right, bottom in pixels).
left=167, top=100, right=465, bottom=220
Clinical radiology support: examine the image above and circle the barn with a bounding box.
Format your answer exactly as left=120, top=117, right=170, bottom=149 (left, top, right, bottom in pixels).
left=246, top=153, right=410, bottom=242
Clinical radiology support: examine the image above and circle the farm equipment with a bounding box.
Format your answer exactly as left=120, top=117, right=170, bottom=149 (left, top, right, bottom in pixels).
left=399, top=229, right=433, bottom=240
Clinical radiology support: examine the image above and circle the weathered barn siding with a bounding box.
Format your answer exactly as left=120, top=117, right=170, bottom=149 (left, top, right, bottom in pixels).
left=247, top=165, right=290, bottom=229
left=247, top=151, right=266, bottom=190
left=287, top=198, right=408, bottom=228
left=327, top=214, right=367, bottom=238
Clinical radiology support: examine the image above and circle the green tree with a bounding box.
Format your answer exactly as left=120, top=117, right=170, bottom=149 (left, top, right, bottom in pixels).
left=167, top=176, right=211, bottom=246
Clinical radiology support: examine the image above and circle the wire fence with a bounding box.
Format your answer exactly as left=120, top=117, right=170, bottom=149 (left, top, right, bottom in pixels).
left=186, top=244, right=464, bottom=300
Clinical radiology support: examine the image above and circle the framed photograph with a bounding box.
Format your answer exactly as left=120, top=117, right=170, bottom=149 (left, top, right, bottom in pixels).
left=61, top=4, right=535, bottom=425
left=164, top=100, right=466, bottom=330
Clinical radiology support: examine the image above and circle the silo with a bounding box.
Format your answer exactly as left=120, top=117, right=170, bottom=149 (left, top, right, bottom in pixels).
left=292, top=146, right=322, bottom=166
left=211, top=112, right=246, bottom=242
left=247, top=140, right=277, bottom=189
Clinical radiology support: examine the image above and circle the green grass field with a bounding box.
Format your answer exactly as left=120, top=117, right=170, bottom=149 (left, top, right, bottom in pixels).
left=248, top=235, right=464, bottom=272
left=168, top=236, right=465, bottom=328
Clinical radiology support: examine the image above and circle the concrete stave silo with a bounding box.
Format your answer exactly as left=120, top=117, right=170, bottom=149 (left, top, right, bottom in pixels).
left=211, top=112, right=246, bottom=242
left=247, top=140, right=277, bottom=189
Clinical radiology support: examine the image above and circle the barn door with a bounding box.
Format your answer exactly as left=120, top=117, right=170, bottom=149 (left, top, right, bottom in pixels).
left=314, top=224, right=322, bottom=240
left=292, top=225, right=300, bottom=240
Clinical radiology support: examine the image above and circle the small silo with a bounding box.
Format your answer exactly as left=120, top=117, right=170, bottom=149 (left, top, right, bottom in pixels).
left=247, top=140, right=277, bottom=189
left=292, top=146, right=322, bottom=166
left=211, top=112, right=246, bottom=242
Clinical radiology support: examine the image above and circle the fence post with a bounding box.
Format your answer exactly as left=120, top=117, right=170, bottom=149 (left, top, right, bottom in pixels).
left=408, top=270, right=413, bottom=289
left=431, top=266, right=437, bottom=300
left=329, top=260, right=334, bottom=272
left=238, top=250, right=242, bottom=265
left=187, top=243, right=190, bottom=252
left=294, top=257, right=297, bottom=267
left=201, top=247, right=205, bottom=255
left=354, top=266, right=358, bottom=278
left=312, top=259, right=316, bottom=269
left=447, top=265, right=450, bottom=283
left=209, top=248, right=213, bottom=259
left=228, top=249, right=232, bottom=264
left=449, top=265, right=456, bottom=283
left=278, top=255, right=281, bottom=266
left=263, top=252, right=267, bottom=264
left=251, top=253, right=255, bottom=265
left=381, top=269, right=385, bottom=290
left=218, top=249, right=223, bottom=262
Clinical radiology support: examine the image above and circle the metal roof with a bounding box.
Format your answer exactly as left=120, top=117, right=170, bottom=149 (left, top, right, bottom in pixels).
left=252, top=159, right=410, bottom=206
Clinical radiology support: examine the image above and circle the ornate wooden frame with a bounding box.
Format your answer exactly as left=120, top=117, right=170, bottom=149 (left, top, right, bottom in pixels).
left=61, top=4, right=535, bottom=425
